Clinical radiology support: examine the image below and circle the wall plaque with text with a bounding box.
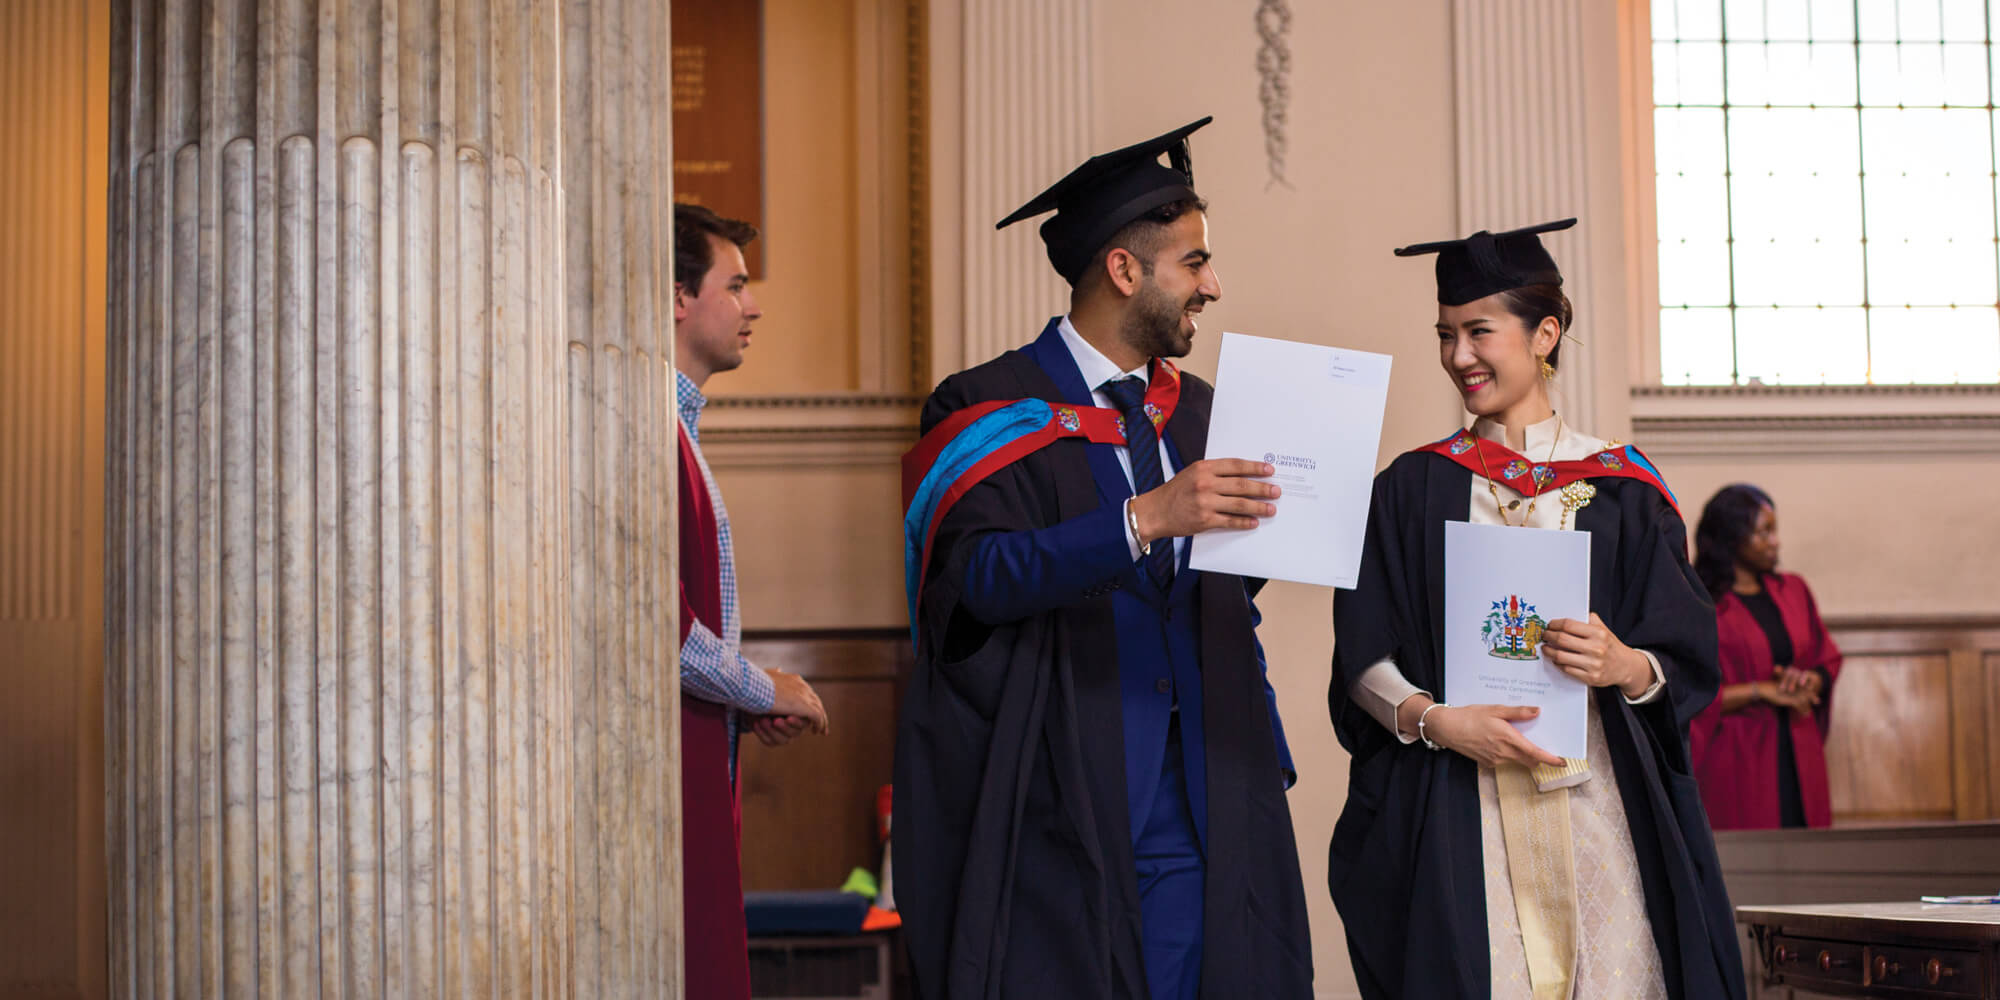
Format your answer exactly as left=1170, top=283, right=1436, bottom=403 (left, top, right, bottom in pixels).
left=672, top=0, right=764, bottom=276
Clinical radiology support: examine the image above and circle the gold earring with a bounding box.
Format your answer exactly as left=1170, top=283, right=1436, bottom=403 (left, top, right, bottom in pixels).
left=1540, top=356, right=1556, bottom=382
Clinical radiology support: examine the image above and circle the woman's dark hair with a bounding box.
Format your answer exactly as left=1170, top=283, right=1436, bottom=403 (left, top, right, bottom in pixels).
left=1495, top=283, right=1573, bottom=371
left=1694, top=483, right=1774, bottom=598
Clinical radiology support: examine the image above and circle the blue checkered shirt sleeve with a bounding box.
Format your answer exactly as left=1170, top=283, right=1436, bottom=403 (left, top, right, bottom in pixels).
left=680, top=620, right=776, bottom=712
left=675, top=370, right=776, bottom=722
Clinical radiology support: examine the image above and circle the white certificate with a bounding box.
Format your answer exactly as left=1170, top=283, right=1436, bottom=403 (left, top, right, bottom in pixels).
left=1188, top=332, right=1391, bottom=589
left=1443, top=521, right=1591, bottom=760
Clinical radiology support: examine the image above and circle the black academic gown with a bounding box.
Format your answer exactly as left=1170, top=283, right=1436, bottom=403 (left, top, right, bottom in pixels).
left=1327, top=451, right=1745, bottom=1000
left=894, top=348, right=1314, bottom=1000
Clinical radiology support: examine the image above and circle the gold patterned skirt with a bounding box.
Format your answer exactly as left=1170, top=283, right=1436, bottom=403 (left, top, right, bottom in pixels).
left=1480, top=698, right=1670, bottom=999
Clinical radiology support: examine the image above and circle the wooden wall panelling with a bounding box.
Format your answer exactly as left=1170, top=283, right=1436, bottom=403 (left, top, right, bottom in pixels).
left=0, top=0, right=109, bottom=996
left=735, top=636, right=912, bottom=893
left=1949, top=650, right=1991, bottom=820
left=1821, top=620, right=2000, bottom=826
left=1822, top=650, right=1956, bottom=823
left=1988, top=652, right=2000, bottom=818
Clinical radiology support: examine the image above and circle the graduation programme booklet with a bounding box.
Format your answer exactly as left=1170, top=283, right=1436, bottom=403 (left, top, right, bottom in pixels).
left=1444, top=521, right=1591, bottom=759
left=1189, top=332, right=1391, bottom=589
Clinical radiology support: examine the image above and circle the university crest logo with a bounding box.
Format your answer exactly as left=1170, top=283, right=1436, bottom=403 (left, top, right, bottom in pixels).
left=1502, top=459, right=1531, bottom=480
left=1144, top=401, right=1164, bottom=427
left=1482, top=594, right=1546, bottom=661
left=1450, top=434, right=1476, bottom=455
left=1532, top=464, right=1555, bottom=488
left=1056, top=407, right=1081, bottom=433
left=1596, top=450, right=1625, bottom=470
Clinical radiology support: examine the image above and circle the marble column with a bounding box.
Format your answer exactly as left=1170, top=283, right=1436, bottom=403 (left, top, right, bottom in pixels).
left=104, top=0, right=681, bottom=995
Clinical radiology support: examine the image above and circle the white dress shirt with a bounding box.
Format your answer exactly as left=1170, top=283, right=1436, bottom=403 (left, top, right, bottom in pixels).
left=1349, top=413, right=1669, bottom=742
left=1056, top=315, right=1186, bottom=565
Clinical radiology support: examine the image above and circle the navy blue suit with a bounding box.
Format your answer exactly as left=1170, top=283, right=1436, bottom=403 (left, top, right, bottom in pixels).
left=922, top=320, right=1295, bottom=999
left=958, top=324, right=1296, bottom=842
left=894, top=319, right=1313, bottom=1000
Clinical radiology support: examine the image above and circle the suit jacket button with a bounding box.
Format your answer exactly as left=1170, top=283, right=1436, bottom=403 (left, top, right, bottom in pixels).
left=1156, top=678, right=1172, bottom=695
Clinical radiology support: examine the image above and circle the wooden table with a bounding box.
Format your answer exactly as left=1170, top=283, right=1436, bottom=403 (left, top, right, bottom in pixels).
left=1739, top=902, right=2000, bottom=997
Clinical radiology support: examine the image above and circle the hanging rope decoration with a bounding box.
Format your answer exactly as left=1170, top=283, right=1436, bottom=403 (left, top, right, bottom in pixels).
left=1255, top=0, right=1293, bottom=190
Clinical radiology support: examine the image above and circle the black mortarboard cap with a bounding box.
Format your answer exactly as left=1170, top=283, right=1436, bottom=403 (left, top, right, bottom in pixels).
left=996, top=117, right=1212, bottom=286
left=1393, top=218, right=1577, bottom=305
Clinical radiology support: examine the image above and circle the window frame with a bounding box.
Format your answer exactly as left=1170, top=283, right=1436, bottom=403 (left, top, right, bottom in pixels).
left=1626, top=0, right=2000, bottom=452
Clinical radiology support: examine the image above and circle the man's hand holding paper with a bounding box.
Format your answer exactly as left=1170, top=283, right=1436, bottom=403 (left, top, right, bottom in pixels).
left=1130, top=458, right=1280, bottom=542
left=1189, top=332, right=1393, bottom=589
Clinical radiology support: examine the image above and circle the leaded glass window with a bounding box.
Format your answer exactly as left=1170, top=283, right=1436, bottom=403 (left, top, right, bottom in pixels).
left=1654, top=0, right=2000, bottom=384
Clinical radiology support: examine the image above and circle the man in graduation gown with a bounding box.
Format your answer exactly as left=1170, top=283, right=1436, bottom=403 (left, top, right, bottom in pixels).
left=894, top=117, right=1314, bottom=1000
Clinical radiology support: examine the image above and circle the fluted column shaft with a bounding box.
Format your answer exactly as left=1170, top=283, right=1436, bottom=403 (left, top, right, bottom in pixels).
left=956, top=0, right=1094, bottom=364
left=105, top=0, right=679, bottom=996
left=1452, top=0, right=1602, bottom=426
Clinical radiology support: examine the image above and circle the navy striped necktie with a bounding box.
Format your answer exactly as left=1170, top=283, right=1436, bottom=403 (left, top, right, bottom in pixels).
left=1101, top=375, right=1174, bottom=589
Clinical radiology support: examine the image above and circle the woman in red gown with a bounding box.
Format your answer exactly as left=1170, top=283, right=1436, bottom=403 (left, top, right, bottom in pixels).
left=1690, top=484, right=1842, bottom=829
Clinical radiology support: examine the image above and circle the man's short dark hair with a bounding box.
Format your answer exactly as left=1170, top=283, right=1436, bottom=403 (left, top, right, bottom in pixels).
left=673, top=203, right=760, bottom=291
left=1077, top=198, right=1207, bottom=293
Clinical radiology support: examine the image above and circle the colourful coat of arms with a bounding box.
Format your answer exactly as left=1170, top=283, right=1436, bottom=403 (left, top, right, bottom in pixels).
left=1450, top=434, right=1475, bottom=455
left=1481, top=594, right=1547, bottom=660
left=1501, top=459, right=1530, bottom=480
left=1056, top=407, right=1081, bottom=433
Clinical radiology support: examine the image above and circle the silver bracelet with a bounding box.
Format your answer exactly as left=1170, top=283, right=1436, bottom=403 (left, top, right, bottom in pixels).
left=1417, top=702, right=1448, bottom=751
left=1124, top=496, right=1151, bottom=556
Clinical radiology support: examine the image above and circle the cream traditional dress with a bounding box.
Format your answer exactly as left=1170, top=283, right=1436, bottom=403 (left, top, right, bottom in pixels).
left=1350, top=414, right=1670, bottom=1000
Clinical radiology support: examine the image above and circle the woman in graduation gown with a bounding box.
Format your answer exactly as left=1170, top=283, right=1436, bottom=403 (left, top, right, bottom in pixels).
left=1327, top=220, right=1745, bottom=1000
left=1689, top=484, right=1842, bottom=830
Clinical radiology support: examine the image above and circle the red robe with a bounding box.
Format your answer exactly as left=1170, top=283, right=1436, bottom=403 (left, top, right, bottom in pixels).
left=1690, top=572, right=1842, bottom=830
left=679, top=424, right=752, bottom=998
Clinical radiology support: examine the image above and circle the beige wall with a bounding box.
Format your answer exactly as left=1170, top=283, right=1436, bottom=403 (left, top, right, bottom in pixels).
left=1660, top=457, right=1997, bottom=619
left=706, top=0, right=918, bottom=398
left=708, top=1, right=2000, bottom=997
left=711, top=0, right=860, bottom=396
left=1086, top=3, right=1459, bottom=995
left=717, top=2, right=1465, bottom=994
left=719, top=443, right=910, bottom=629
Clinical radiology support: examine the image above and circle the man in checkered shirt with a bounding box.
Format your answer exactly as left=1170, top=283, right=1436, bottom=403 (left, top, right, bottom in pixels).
left=674, top=203, right=828, bottom=999
left=673, top=204, right=828, bottom=765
